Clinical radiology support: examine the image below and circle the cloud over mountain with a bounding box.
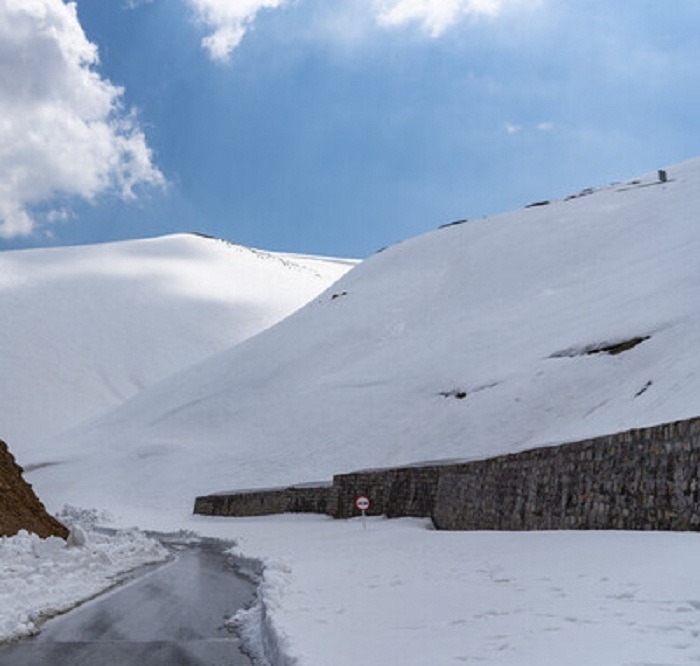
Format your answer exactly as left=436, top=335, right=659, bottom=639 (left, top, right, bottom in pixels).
left=0, top=0, right=164, bottom=238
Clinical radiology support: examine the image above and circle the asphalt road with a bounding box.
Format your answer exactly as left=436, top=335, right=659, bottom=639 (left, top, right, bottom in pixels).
left=0, top=539, right=256, bottom=666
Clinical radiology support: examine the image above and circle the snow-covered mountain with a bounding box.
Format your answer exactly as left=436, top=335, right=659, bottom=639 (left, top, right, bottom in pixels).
left=1, top=233, right=355, bottom=456
left=30, top=159, right=700, bottom=518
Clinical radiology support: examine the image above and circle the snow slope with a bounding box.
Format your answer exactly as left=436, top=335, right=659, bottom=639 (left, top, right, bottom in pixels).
left=30, top=159, right=700, bottom=516
left=14, top=158, right=700, bottom=665
left=0, top=233, right=354, bottom=456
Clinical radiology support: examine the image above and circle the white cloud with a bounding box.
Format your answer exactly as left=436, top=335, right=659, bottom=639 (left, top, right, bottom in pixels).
left=373, top=0, right=533, bottom=36
left=186, top=0, right=288, bottom=62
left=123, top=0, right=154, bottom=9
left=185, top=0, right=544, bottom=61
left=504, top=121, right=555, bottom=135
left=0, top=0, right=164, bottom=238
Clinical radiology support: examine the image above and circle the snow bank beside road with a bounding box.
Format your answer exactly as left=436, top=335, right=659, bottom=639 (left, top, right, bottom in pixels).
left=0, top=528, right=167, bottom=644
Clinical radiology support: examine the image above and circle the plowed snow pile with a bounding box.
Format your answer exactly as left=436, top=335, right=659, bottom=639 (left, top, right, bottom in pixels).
left=0, top=526, right=167, bottom=644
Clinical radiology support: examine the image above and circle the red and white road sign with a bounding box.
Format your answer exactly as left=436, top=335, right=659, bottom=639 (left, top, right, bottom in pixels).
left=355, top=495, right=371, bottom=512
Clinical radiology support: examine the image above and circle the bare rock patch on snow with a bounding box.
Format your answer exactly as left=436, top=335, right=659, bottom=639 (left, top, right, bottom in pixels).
left=550, top=335, right=651, bottom=359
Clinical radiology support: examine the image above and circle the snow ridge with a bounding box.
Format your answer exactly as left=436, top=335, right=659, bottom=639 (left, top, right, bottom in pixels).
left=0, top=232, right=354, bottom=457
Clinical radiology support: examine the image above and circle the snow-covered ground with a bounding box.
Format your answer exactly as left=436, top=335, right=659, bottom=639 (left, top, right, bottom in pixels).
left=0, top=233, right=354, bottom=457
left=219, top=515, right=700, bottom=666
left=6, top=510, right=700, bottom=664
left=5, top=158, right=700, bottom=662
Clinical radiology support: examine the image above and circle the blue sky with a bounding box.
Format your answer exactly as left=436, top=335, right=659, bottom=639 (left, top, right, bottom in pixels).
left=2, top=0, right=699, bottom=258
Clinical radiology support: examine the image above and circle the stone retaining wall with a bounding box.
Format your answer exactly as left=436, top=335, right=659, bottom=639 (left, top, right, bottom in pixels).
left=433, top=418, right=700, bottom=530
left=194, top=483, right=334, bottom=518
left=329, top=465, right=441, bottom=519
left=194, top=416, right=700, bottom=531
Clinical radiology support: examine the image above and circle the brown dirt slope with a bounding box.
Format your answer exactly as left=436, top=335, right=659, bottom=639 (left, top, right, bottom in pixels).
left=0, top=440, right=68, bottom=539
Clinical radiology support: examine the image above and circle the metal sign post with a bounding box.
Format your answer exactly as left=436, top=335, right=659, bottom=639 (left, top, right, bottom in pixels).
left=355, top=495, right=371, bottom=530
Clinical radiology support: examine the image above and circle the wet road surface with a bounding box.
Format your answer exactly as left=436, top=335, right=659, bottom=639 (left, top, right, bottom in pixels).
left=0, top=540, right=256, bottom=666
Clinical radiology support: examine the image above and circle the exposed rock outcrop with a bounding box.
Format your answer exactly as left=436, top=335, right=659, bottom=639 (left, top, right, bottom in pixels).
left=0, top=440, right=68, bottom=539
